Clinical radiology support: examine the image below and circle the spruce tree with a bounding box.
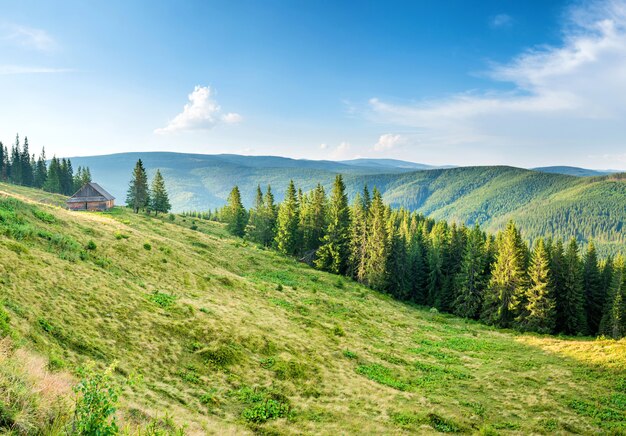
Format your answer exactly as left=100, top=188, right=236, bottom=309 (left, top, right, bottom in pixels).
left=427, top=222, right=448, bottom=308
left=521, top=239, right=556, bottom=333
left=43, top=157, right=62, bottom=193
left=0, top=142, right=7, bottom=181
left=481, top=221, right=527, bottom=328
left=348, top=187, right=370, bottom=282
left=150, top=170, right=172, bottom=216
left=126, top=159, right=150, bottom=213
left=385, top=216, right=409, bottom=299
left=583, top=242, right=604, bottom=335
left=246, top=185, right=266, bottom=243
left=454, top=225, right=486, bottom=319
left=261, top=185, right=278, bottom=246
left=363, top=188, right=388, bottom=290
left=561, top=238, right=587, bottom=335
left=300, top=184, right=327, bottom=254
left=316, top=175, right=350, bottom=274
left=599, top=255, right=625, bottom=339
left=34, top=148, right=47, bottom=188
left=275, top=180, right=300, bottom=255
left=223, top=186, right=246, bottom=236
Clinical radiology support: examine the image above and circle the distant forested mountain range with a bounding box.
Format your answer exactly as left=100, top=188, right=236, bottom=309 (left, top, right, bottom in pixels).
left=69, top=152, right=626, bottom=255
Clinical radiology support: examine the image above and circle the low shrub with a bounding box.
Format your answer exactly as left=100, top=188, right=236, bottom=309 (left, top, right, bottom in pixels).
left=72, top=365, right=120, bottom=434
left=147, top=291, right=177, bottom=308
left=143, top=242, right=152, bottom=251
left=85, top=240, right=97, bottom=251
left=199, top=343, right=241, bottom=367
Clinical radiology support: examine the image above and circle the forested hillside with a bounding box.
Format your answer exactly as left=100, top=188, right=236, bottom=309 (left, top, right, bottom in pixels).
left=0, top=182, right=625, bottom=434
left=69, top=153, right=626, bottom=255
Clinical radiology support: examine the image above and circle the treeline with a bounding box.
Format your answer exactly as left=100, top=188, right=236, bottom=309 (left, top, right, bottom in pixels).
left=217, top=176, right=626, bottom=339
left=0, top=134, right=91, bottom=195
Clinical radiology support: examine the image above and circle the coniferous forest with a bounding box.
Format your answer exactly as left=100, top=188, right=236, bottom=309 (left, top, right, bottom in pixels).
left=217, top=175, right=626, bottom=339
left=0, top=134, right=91, bottom=195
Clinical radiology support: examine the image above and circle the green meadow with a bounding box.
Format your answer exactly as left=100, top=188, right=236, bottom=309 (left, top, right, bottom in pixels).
left=1, top=182, right=625, bottom=434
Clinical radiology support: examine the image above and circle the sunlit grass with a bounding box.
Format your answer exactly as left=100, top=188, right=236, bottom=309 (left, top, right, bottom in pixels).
left=0, top=182, right=625, bottom=434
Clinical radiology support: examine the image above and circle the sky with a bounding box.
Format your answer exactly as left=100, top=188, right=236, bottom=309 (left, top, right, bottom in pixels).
left=1, top=0, right=625, bottom=169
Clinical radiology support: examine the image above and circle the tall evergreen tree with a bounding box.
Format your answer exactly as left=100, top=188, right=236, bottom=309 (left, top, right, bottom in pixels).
left=454, top=225, right=486, bottom=319
left=34, top=148, right=47, bottom=188
left=348, top=187, right=370, bottom=282
left=43, top=156, right=62, bottom=193
left=385, top=216, right=409, bottom=299
left=21, top=137, right=34, bottom=187
left=560, top=238, right=587, bottom=335
left=246, top=185, right=266, bottom=243
left=275, top=180, right=300, bottom=255
left=300, top=184, right=327, bottom=255
left=126, top=159, right=150, bottom=213
left=521, top=239, right=556, bottom=333
left=0, top=142, right=8, bottom=181
left=224, top=186, right=247, bottom=236
left=316, top=175, right=350, bottom=274
left=599, top=255, right=625, bottom=339
left=150, top=170, right=172, bottom=216
left=260, top=185, right=278, bottom=246
left=481, top=221, right=527, bottom=328
left=583, top=242, right=604, bottom=335
left=427, top=222, right=448, bottom=308
left=363, top=188, right=388, bottom=290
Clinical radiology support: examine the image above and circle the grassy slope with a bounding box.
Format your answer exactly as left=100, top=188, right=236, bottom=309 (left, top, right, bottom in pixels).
left=1, top=182, right=625, bottom=434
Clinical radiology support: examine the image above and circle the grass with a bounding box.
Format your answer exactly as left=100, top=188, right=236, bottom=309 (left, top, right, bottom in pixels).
left=0, top=181, right=625, bottom=434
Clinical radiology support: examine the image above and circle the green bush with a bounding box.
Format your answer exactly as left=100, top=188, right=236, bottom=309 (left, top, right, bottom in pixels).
left=86, top=240, right=97, bottom=251
left=343, top=350, right=357, bottom=359
left=143, top=242, right=152, bottom=251
left=427, top=413, right=461, bottom=433
left=72, top=365, right=120, bottom=435
left=168, top=214, right=176, bottom=222
left=32, top=209, right=56, bottom=223
left=147, top=291, right=177, bottom=308
left=242, top=399, right=290, bottom=423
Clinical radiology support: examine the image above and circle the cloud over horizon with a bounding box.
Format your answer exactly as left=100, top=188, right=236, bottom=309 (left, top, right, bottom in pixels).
left=1, top=24, right=57, bottom=52
left=368, top=0, right=626, bottom=164
left=155, top=85, right=242, bottom=134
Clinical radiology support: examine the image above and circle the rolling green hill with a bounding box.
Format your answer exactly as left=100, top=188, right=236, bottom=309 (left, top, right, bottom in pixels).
left=68, top=153, right=626, bottom=255
left=1, top=182, right=625, bottom=434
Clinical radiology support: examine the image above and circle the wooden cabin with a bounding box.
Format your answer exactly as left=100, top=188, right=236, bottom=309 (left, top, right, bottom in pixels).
left=67, top=182, right=115, bottom=211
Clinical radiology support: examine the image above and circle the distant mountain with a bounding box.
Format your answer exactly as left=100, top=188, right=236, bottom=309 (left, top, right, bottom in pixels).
left=69, top=152, right=626, bottom=255
left=340, top=158, right=451, bottom=170
left=532, top=166, right=621, bottom=177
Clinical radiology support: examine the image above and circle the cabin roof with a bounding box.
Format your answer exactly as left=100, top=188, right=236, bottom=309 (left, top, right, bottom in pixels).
left=67, top=182, right=115, bottom=203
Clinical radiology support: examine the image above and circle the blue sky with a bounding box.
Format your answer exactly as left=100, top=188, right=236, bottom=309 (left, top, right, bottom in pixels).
left=1, top=0, right=625, bottom=169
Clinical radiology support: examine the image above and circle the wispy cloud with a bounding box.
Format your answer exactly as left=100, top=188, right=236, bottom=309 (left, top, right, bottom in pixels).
left=1, top=24, right=57, bottom=52
left=0, top=65, right=73, bottom=75
left=368, top=0, right=626, bottom=154
left=155, top=85, right=242, bottom=134
left=490, top=14, right=513, bottom=28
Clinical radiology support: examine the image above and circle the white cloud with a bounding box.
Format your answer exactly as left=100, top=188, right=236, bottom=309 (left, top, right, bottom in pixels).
left=319, top=143, right=328, bottom=149
left=1, top=24, right=57, bottom=52
left=329, top=141, right=352, bottom=159
left=368, top=0, right=626, bottom=157
left=0, top=65, right=72, bottom=75
left=374, top=133, right=405, bottom=151
left=491, top=14, right=513, bottom=28
left=155, top=85, right=242, bottom=134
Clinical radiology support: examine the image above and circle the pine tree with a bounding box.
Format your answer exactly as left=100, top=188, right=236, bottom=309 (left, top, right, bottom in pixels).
left=126, top=159, right=150, bottom=213
left=427, top=221, right=448, bottom=308
left=260, top=185, right=278, bottom=246
left=150, top=170, right=172, bottom=216
left=454, top=225, right=486, bottom=319
left=407, top=217, right=429, bottom=304
left=43, top=157, right=62, bottom=193
left=521, top=239, right=556, bottom=333
left=21, top=137, right=34, bottom=187
left=599, top=255, right=625, bottom=339
left=363, top=188, right=388, bottom=290
left=300, top=184, right=327, bottom=255
left=348, top=187, right=370, bottom=282
left=385, top=216, right=409, bottom=299
left=34, top=148, right=47, bottom=188
left=583, top=242, right=604, bottom=335
left=246, top=185, right=266, bottom=243
left=316, top=175, right=350, bottom=274
left=275, top=180, right=300, bottom=255
left=224, top=186, right=246, bottom=236
left=549, top=239, right=568, bottom=332
left=10, top=135, right=22, bottom=184
left=481, top=221, right=527, bottom=328
left=560, top=238, right=587, bottom=335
